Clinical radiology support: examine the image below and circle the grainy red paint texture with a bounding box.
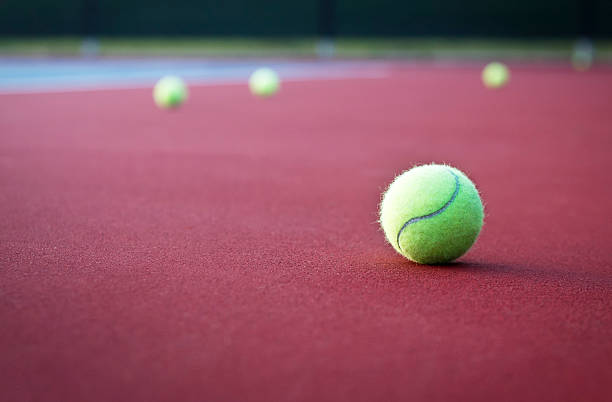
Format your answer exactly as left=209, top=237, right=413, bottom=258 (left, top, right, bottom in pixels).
left=1, top=65, right=611, bottom=402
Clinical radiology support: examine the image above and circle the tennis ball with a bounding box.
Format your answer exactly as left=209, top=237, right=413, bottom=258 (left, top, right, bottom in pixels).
left=153, top=76, right=188, bottom=109
left=571, top=40, right=594, bottom=72
left=379, top=164, right=484, bottom=264
left=249, top=68, right=280, bottom=97
left=482, top=62, right=510, bottom=89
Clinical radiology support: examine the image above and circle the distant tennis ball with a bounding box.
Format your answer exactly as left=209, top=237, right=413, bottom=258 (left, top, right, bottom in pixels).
left=482, top=62, right=510, bottom=89
left=153, top=76, right=188, bottom=109
left=571, top=40, right=594, bottom=72
left=249, top=68, right=280, bottom=97
left=379, top=164, right=484, bottom=265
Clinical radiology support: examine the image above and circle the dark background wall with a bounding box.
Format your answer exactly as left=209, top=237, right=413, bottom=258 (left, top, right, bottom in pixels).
left=0, top=0, right=610, bottom=37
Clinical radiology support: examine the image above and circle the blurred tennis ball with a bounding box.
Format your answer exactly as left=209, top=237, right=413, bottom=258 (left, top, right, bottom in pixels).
left=249, top=68, right=280, bottom=97
left=482, top=62, right=510, bottom=89
left=153, top=76, right=188, bottom=109
left=571, top=39, right=594, bottom=72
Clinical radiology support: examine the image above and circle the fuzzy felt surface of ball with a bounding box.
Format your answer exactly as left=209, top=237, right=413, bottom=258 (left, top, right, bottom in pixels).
left=379, top=164, right=484, bottom=264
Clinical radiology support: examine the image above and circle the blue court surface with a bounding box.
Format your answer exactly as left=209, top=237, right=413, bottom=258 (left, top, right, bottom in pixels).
left=0, top=58, right=388, bottom=93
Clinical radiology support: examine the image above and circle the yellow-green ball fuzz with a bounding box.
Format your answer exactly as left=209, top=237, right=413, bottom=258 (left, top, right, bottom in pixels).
left=249, top=68, right=280, bottom=97
left=379, top=164, right=484, bottom=264
left=153, top=76, right=188, bottom=109
left=482, top=62, right=510, bottom=89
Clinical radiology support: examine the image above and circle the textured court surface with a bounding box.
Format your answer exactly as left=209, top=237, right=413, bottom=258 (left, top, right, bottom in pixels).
left=1, top=62, right=611, bottom=402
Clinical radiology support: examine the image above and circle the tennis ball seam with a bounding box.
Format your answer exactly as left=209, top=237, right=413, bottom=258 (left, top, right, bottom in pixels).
left=395, top=168, right=460, bottom=252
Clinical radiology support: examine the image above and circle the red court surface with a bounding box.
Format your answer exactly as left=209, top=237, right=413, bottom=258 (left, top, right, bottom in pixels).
left=1, top=64, right=612, bottom=402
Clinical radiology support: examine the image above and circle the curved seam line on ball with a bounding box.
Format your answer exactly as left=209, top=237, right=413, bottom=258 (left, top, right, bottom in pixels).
left=396, top=169, right=460, bottom=252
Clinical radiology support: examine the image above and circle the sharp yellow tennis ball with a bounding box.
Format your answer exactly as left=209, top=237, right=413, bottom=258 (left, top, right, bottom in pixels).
left=153, top=76, right=188, bottom=109
left=379, top=164, right=484, bottom=264
left=249, top=68, right=280, bottom=97
left=482, top=62, right=510, bottom=89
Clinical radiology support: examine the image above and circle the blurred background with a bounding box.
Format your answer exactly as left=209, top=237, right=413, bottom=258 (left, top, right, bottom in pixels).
left=0, top=0, right=611, bottom=60
left=2, top=3, right=612, bottom=402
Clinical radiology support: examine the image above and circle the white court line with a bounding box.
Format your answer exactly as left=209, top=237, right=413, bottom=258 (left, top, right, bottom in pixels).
left=0, top=68, right=390, bottom=95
